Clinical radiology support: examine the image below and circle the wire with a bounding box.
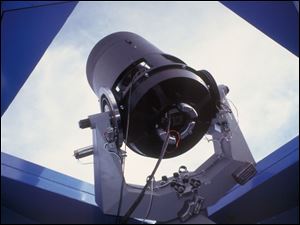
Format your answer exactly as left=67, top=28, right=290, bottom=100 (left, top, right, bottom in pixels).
left=169, top=130, right=181, bottom=148
left=124, top=76, right=134, bottom=154
left=206, top=97, right=240, bottom=145
left=223, top=97, right=240, bottom=137
left=116, top=74, right=135, bottom=224
left=204, top=135, right=220, bottom=144
left=142, top=177, right=155, bottom=224
left=219, top=102, right=232, bottom=114
left=226, top=98, right=239, bottom=124
left=121, top=117, right=171, bottom=224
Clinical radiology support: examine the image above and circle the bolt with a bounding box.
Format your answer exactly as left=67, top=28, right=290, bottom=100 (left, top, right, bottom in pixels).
left=173, top=172, right=179, bottom=178
left=162, top=176, right=168, bottom=182
left=176, top=185, right=185, bottom=194
left=170, top=180, right=176, bottom=187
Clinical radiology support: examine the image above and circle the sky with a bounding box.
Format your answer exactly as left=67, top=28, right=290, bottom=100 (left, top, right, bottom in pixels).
left=1, top=1, right=299, bottom=185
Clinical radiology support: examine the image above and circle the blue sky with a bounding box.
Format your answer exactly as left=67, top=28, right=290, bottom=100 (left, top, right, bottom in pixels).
left=1, top=1, right=299, bottom=185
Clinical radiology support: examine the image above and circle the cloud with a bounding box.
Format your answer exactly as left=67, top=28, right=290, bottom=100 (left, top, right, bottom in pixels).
left=1, top=2, right=299, bottom=185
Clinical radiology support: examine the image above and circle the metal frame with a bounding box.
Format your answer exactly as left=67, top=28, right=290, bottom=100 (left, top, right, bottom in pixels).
left=2, top=136, right=298, bottom=223
left=83, top=85, right=256, bottom=223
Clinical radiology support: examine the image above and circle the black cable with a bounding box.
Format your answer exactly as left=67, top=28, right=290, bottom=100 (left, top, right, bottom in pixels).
left=121, top=117, right=171, bottom=224
left=142, top=178, right=155, bottom=224
left=115, top=74, right=134, bottom=224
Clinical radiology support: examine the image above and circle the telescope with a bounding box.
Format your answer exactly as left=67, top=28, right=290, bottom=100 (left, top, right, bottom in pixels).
left=75, top=32, right=256, bottom=223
